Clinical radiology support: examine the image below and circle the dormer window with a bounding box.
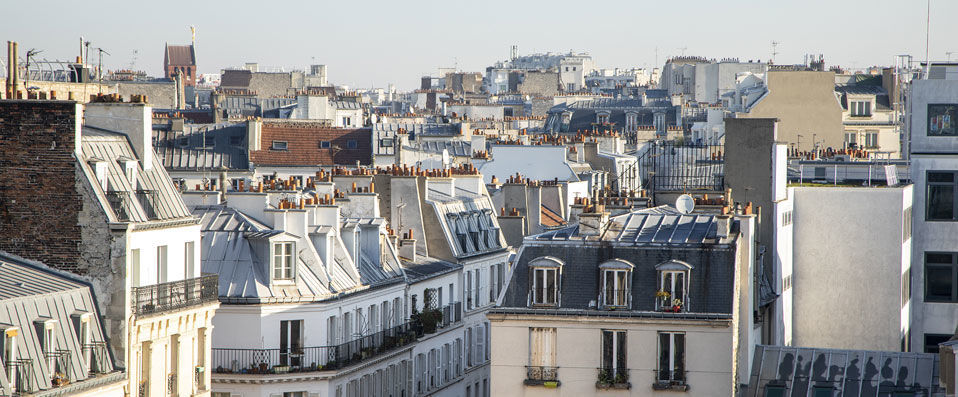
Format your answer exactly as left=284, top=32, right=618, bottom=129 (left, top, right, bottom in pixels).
left=529, top=257, right=563, bottom=307
left=850, top=100, right=872, bottom=117
left=271, top=141, right=289, bottom=151
left=122, top=159, right=137, bottom=187
left=596, top=112, right=611, bottom=125
left=599, top=259, right=634, bottom=309
left=272, top=242, right=295, bottom=281
left=656, top=260, right=692, bottom=312
left=89, top=160, right=108, bottom=191
left=37, top=319, right=57, bottom=374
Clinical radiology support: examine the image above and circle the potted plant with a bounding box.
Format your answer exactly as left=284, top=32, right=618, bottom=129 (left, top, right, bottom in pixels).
left=670, top=298, right=683, bottom=313
left=272, top=364, right=290, bottom=374
left=655, top=290, right=671, bottom=310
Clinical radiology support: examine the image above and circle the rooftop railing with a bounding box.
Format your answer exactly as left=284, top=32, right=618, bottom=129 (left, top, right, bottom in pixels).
left=132, top=274, right=218, bottom=316
left=212, top=322, right=417, bottom=375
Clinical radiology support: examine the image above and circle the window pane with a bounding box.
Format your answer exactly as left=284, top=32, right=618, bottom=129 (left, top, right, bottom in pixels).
left=765, top=386, right=786, bottom=397
left=615, top=332, right=627, bottom=371
left=927, top=253, right=954, bottom=264
left=673, top=334, right=685, bottom=380
left=929, top=172, right=955, bottom=183
left=926, top=265, right=954, bottom=301
left=604, top=271, right=615, bottom=305
left=676, top=273, right=685, bottom=304
left=928, top=185, right=954, bottom=220
left=546, top=270, right=556, bottom=304
left=535, top=270, right=544, bottom=304
left=601, top=331, right=613, bottom=370
left=658, top=333, right=670, bottom=380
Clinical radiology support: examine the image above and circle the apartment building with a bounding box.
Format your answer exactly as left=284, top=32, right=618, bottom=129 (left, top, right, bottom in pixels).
left=489, top=204, right=760, bottom=396
left=0, top=97, right=220, bottom=397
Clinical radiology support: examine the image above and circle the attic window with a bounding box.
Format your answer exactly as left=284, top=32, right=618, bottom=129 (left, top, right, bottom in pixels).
left=320, top=141, right=332, bottom=149
left=271, top=141, right=288, bottom=151
left=272, top=242, right=294, bottom=281
left=347, top=140, right=358, bottom=149
left=178, top=136, right=190, bottom=147
left=656, top=260, right=692, bottom=312
left=123, top=160, right=137, bottom=187
left=528, top=257, right=563, bottom=307
left=229, top=135, right=243, bottom=146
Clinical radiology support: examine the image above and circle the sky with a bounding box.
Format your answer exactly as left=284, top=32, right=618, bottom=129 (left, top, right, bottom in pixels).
left=1, top=0, right=955, bottom=90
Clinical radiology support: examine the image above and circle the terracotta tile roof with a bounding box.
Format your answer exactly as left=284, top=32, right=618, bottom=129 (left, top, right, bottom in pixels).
left=164, top=44, right=195, bottom=66
left=541, top=205, right=565, bottom=227
left=249, top=122, right=372, bottom=166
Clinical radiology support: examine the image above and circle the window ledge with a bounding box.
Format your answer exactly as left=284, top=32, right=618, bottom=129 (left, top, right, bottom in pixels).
left=652, top=381, right=689, bottom=392
left=596, top=381, right=631, bottom=390
left=524, top=379, right=560, bottom=388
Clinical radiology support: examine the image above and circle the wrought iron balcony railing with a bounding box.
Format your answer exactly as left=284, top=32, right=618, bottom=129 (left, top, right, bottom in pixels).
left=212, top=322, right=417, bottom=375
left=132, top=274, right=218, bottom=316
left=82, top=341, right=110, bottom=375
left=524, top=365, right=560, bottom=386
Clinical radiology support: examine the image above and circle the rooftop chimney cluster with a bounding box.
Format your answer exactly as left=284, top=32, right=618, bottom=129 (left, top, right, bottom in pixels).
left=790, top=147, right=871, bottom=160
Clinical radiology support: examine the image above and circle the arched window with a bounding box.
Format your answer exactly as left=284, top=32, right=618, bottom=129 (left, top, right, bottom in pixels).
left=599, top=259, right=634, bottom=309
left=528, top=257, right=563, bottom=307
left=655, top=260, right=692, bottom=312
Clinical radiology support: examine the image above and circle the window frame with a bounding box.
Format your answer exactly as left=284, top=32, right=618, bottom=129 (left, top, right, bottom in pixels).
left=272, top=241, right=295, bottom=281
left=924, top=252, right=958, bottom=303
left=657, top=331, right=685, bottom=382
left=928, top=104, right=958, bottom=136
left=271, top=140, right=289, bottom=151
left=926, top=171, right=958, bottom=221
left=599, top=259, right=634, bottom=309
left=656, top=260, right=692, bottom=311
left=601, top=329, right=627, bottom=373
left=531, top=267, right=559, bottom=307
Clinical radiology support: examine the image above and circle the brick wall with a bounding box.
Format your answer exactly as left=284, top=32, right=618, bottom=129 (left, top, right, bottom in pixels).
left=250, top=122, right=372, bottom=166
left=0, top=100, right=85, bottom=273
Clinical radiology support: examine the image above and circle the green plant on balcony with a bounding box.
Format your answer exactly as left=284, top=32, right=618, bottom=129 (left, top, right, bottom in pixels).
left=415, top=309, right=443, bottom=334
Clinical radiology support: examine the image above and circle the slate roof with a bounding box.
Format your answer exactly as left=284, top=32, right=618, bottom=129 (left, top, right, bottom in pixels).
left=496, top=206, right=738, bottom=315
left=0, top=252, right=116, bottom=395
left=835, top=85, right=892, bottom=111
left=745, top=345, right=942, bottom=397
left=80, top=127, right=196, bottom=223
left=404, top=140, right=472, bottom=157
left=153, top=124, right=250, bottom=170
left=544, top=102, right=678, bottom=134
left=194, top=205, right=404, bottom=302
left=164, top=44, right=195, bottom=66
left=372, top=123, right=461, bottom=138
left=220, top=69, right=252, bottom=88
left=400, top=256, right=461, bottom=282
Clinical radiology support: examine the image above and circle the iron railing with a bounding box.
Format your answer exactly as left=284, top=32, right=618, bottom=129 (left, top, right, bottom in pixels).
left=132, top=274, right=218, bottom=316
left=82, top=341, right=110, bottom=375
left=526, top=366, right=559, bottom=382
left=440, top=302, right=462, bottom=328
left=597, top=367, right=630, bottom=385
left=637, top=141, right=725, bottom=193
left=135, top=190, right=158, bottom=220
left=167, top=373, right=176, bottom=396
left=598, top=289, right=630, bottom=309
left=212, top=322, right=417, bottom=375
left=45, top=350, right=72, bottom=384
left=138, top=381, right=147, bottom=397
left=656, top=369, right=686, bottom=383
left=9, top=358, right=34, bottom=396
left=104, top=191, right=130, bottom=221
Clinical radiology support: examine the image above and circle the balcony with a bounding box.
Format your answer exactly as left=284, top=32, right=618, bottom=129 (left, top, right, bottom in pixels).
left=138, top=381, right=147, bottom=397
left=212, top=322, right=417, bottom=375
left=596, top=367, right=630, bottom=390
left=652, top=370, right=688, bottom=391
left=7, top=359, right=34, bottom=396
left=82, top=341, right=110, bottom=375
left=45, top=350, right=73, bottom=386
left=524, top=366, right=560, bottom=387
left=167, top=373, right=176, bottom=396
left=132, top=274, right=218, bottom=316
left=439, top=302, right=463, bottom=328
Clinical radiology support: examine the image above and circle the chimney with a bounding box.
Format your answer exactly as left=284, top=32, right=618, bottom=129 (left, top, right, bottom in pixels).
left=577, top=205, right=609, bottom=237
left=84, top=101, right=153, bottom=170
left=399, top=230, right=417, bottom=261
left=247, top=118, right=263, bottom=151
left=715, top=211, right=731, bottom=239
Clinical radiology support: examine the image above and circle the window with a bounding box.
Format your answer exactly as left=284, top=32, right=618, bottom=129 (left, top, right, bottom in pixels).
left=903, top=207, right=912, bottom=242
left=465, top=271, right=473, bottom=309
left=764, top=386, right=786, bottom=397
left=131, top=248, right=140, bottom=287
left=157, top=245, right=168, bottom=283
left=40, top=321, right=56, bottom=372
left=657, top=332, right=685, bottom=382
left=864, top=131, right=878, bottom=148
left=271, top=140, right=288, bottom=150
left=283, top=392, right=306, bottom=397
left=347, top=140, right=358, bottom=149
left=928, top=104, right=958, bottom=136
left=844, top=131, right=857, bottom=146
left=925, top=333, right=952, bottom=353
left=280, top=320, right=303, bottom=367
left=601, top=330, right=627, bottom=375
left=812, top=386, right=834, bottom=397
left=600, top=260, right=633, bottom=308
left=928, top=171, right=958, bottom=221
left=342, top=117, right=352, bottom=126
left=380, top=138, right=394, bottom=148
left=229, top=135, right=243, bottom=146
left=925, top=252, right=958, bottom=302
left=850, top=101, right=871, bottom=117
left=272, top=242, right=294, bottom=280
left=902, top=268, right=911, bottom=308
left=184, top=241, right=195, bottom=279
left=529, top=257, right=562, bottom=306
left=529, top=327, right=556, bottom=369
left=656, top=260, right=691, bottom=311
left=320, top=141, right=332, bottom=149
left=597, top=113, right=610, bottom=124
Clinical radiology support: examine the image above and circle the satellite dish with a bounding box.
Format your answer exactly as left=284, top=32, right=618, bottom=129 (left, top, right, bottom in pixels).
left=675, top=194, right=695, bottom=214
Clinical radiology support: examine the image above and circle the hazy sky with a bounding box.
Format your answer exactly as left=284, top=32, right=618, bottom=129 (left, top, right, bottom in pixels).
left=2, top=0, right=955, bottom=90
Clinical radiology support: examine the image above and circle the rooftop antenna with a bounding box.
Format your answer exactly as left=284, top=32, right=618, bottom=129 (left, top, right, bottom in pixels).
left=948, top=52, right=956, bottom=62
left=24, top=49, right=42, bottom=92
left=679, top=46, right=688, bottom=56
left=94, top=47, right=109, bottom=91
left=924, top=0, right=931, bottom=78
left=190, top=25, right=196, bottom=45
left=511, top=45, right=518, bottom=61
left=128, top=49, right=138, bottom=70
left=771, top=41, right=781, bottom=64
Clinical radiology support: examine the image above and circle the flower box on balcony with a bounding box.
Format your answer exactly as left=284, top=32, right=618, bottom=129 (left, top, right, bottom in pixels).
left=595, top=381, right=631, bottom=390
left=272, top=365, right=290, bottom=374
left=652, top=381, right=689, bottom=391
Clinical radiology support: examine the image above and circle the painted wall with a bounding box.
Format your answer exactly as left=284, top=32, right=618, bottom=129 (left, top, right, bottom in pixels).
left=739, top=71, right=843, bottom=152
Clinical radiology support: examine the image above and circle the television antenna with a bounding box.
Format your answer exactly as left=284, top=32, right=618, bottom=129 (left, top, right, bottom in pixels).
left=128, top=49, right=138, bottom=70
left=771, top=41, right=781, bottom=64
left=678, top=46, right=688, bottom=56
left=948, top=52, right=957, bottom=62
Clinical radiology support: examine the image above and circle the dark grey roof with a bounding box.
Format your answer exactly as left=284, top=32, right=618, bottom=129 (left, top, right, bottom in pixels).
left=404, top=140, right=472, bottom=157
left=545, top=103, right=678, bottom=134
left=401, top=256, right=461, bottom=282
left=568, top=98, right=646, bottom=109
left=219, top=97, right=298, bottom=118
left=533, top=208, right=723, bottom=245
left=154, top=124, right=250, bottom=170
left=835, top=84, right=892, bottom=111
left=745, top=345, right=942, bottom=397
left=497, top=208, right=739, bottom=315
left=373, top=123, right=460, bottom=137
left=0, top=252, right=117, bottom=394
left=645, top=89, right=668, bottom=99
